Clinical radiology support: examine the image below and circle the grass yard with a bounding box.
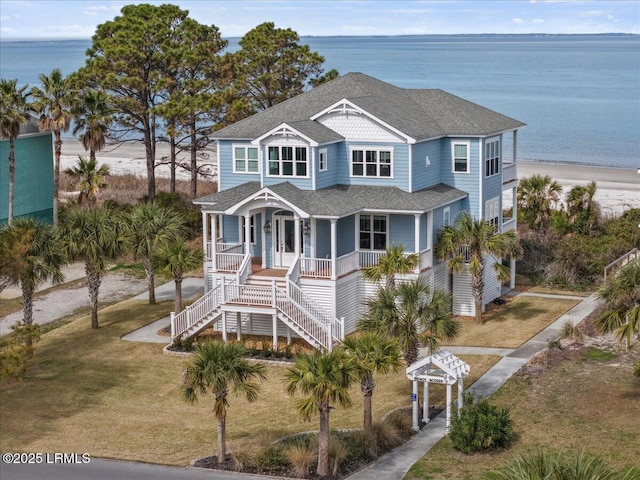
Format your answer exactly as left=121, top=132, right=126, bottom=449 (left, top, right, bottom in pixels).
left=448, top=296, right=580, bottom=348
left=0, top=299, right=498, bottom=466
left=405, top=341, right=640, bottom=479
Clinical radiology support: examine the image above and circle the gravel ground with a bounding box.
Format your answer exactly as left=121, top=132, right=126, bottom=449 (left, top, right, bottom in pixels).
left=0, top=272, right=148, bottom=336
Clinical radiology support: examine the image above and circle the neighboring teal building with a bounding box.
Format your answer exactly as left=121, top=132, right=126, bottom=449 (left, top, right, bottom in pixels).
left=0, top=118, right=54, bottom=224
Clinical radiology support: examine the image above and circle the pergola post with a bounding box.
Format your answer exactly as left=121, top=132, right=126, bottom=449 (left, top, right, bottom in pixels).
left=272, top=313, right=278, bottom=350
left=236, top=312, right=241, bottom=341
left=221, top=311, right=227, bottom=343
left=412, top=378, right=419, bottom=431
left=445, top=383, right=452, bottom=433
left=423, top=381, right=430, bottom=424
left=457, top=378, right=464, bottom=411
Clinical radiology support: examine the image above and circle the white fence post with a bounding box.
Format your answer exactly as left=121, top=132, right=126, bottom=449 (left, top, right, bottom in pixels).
left=170, top=312, right=175, bottom=338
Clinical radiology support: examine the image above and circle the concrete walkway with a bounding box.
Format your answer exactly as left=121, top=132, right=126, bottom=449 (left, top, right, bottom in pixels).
left=345, top=292, right=600, bottom=480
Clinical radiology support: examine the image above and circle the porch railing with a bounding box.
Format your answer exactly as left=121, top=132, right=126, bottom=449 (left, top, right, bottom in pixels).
left=336, top=251, right=359, bottom=277
left=300, top=257, right=333, bottom=278
left=419, top=248, right=432, bottom=271
left=216, top=252, right=244, bottom=272
left=503, top=162, right=517, bottom=184
left=206, top=242, right=243, bottom=261
left=236, top=253, right=252, bottom=285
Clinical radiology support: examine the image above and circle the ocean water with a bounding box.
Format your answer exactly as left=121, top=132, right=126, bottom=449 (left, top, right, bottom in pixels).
left=1, top=35, right=639, bottom=169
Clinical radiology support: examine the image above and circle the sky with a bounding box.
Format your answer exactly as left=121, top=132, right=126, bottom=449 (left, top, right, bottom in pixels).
left=0, top=0, right=638, bottom=40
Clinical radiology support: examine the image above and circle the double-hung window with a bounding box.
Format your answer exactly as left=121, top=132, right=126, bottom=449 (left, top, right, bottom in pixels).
left=452, top=142, right=470, bottom=173
left=485, top=139, right=500, bottom=177
left=319, top=148, right=327, bottom=172
left=359, top=215, right=387, bottom=250
left=268, top=146, right=308, bottom=177
left=351, top=147, right=392, bottom=177
left=234, top=146, right=259, bottom=173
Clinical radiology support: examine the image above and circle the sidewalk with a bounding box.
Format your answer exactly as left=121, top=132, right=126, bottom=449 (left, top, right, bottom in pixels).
left=345, top=292, right=600, bottom=480
left=0, top=261, right=87, bottom=300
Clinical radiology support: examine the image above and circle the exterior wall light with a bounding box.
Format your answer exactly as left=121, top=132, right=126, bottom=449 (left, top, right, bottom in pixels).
left=263, top=220, right=271, bottom=233
left=303, top=221, right=311, bottom=235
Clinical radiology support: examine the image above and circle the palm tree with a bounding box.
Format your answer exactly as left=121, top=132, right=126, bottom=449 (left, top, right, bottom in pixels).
left=64, top=156, right=110, bottom=206
left=567, top=181, right=601, bottom=235
left=30, top=68, right=77, bottom=225
left=286, top=349, right=355, bottom=477
left=435, top=211, right=520, bottom=324
left=517, top=174, right=562, bottom=232
left=0, top=218, right=65, bottom=351
left=596, top=258, right=640, bottom=351
left=0, top=223, right=31, bottom=292
left=342, top=332, right=403, bottom=432
left=360, top=279, right=459, bottom=366
left=57, top=207, right=128, bottom=329
left=183, top=341, right=266, bottom=462
left=73, top=89, right=111, bottom=162
left=127, top=202, right=187, bottom=305
left=151, top=237, right=202, bottom=313
left=362, top=244, right=419, bottom=290
left=0, top=79, right=32, bottom=225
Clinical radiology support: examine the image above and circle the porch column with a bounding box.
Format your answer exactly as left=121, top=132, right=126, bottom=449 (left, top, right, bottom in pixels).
left=412, top=378, right=419, bottom=431
left=261, top=209, right=267, bottom=268
left=330, top=219, right=337, bottom=280
left=236, top=312, right=241, bottom=341
left=202, top=211, right=209, bottom=260
left=294, top=214, right=301, bottom=260
left=427, top=211, right=433, bottom=250
left=414, top=214, right=421, bottom=273
left=310, top=217, right=317, bottom=259
left=244, top=214, right=251, bottom=256
left=211, top=214, right=218, bottom=272
left=512, top=130, right=518, bottom=164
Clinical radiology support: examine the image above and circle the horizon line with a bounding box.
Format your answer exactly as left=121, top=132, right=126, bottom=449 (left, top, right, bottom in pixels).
left=1, top=32, right=639, bottom=42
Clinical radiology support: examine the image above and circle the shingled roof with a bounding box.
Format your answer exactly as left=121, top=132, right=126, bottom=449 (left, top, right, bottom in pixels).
left=213, top=72, right=525, bottom=143
left=195, top=181, right=467, bottom=218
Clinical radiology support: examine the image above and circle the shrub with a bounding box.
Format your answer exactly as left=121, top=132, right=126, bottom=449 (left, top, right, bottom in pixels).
left=383, top=409, right=414, bottom=440
left=169, top=335, right=194, bottom=352
left=255, top=445, right=289, bottom=473
left=634, top=363, right=640, bottom=378
left=449, top=392, right=513, bottom=453
left=230, top=448, right=256, bottom=472
left=483, top=449, right=639, bottom=480
left=286, top=442, right=316, bottom=478
left=329, top=436, right=350, bottom=476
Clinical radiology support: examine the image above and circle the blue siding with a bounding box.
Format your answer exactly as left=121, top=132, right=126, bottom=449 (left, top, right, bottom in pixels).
left=263, top=175, right=312, bottom=190
left=0, top=133, right=53, bottom=224
left=315, top=219, right=331, bottom=258
left=315, top=143, right=340, bottom=190
left=222, top=216, right=240, bottom=243
left=411, top=140, right=443, bottom=191
left=337, top=216, right=355, bottom=256
left=389, top=215, right=415, bottom=252
left=440, top=138, right=481, bottom=219
left=218, top=141, right=260, bottom=191
left=432, top=199, right=466, bottom=263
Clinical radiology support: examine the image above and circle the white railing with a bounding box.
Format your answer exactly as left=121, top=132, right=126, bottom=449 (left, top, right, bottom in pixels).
left=419, top=248, right=432, bottom=271
left=604, top=248, right=638, bottom=282
left=223, top=283, right=273, bottom=306
left=216, top=252, right=244, bottom=272
left=501, top=217, right=517, bottom=232
left=503, top=162, right=517, bottom=184
left=287, top=256, right=302, bottom=290
left=359, top=250, right=385, bottom=269
left=236, top=253, right=252, bottom=285
left=459, top=245, right=473, bottom=263
left=336, top=251, right=359, bottom=277
left=205, top=242, right=242, bottom=261
left=300, top=257, right=333, bottom=278
left=171, top=284, right=224, bottom=338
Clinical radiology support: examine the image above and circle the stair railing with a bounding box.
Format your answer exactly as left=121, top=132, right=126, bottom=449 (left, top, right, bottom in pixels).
left=236, top=252, right=252, bottom=285
left=171, top=283, right=225, bottom=339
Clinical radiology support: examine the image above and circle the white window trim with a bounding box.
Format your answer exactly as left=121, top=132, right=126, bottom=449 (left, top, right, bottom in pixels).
left=451, top=140, right=471, bottom=174
left=319, top=148, right=328, bottom=172
left=242, top=215, right=257, bottom=245
left=349, top=146, right=394, bottom=178
left=232, top=144, right=260, bottom=174
left=266, top=144, right=310, bottom=178
left=485, top=137, right=500, bottom=178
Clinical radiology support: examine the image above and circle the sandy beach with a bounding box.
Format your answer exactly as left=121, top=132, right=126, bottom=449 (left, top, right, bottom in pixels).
left=60, top=139, right=638, bottom=216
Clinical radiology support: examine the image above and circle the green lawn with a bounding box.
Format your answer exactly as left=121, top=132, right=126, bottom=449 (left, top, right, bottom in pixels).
left=0, top=299, right=498, bottom=466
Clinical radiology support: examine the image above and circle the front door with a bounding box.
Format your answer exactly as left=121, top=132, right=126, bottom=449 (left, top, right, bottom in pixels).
left=273, top=215, right=296, bottom=268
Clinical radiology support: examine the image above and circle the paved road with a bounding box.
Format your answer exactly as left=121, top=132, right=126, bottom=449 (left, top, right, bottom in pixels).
left=0, top=457, right=280, bottom=480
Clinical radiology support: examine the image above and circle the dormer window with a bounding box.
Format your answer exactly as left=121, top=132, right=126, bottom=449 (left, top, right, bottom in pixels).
left=268, top=146, right=308, bottom=177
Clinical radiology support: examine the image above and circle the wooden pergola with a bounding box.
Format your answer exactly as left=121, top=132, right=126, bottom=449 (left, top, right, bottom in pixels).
left=406, top=350, right=470, bottom=432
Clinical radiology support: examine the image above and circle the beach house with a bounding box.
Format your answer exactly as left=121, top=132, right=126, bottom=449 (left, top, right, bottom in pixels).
left=0, top=118, right=54, bottom=224
left=172, top=73, right=525, bottom=350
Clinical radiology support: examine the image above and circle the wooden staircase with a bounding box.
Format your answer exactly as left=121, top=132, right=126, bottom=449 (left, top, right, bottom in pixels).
left=171, top=271, right=343, bottom=351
